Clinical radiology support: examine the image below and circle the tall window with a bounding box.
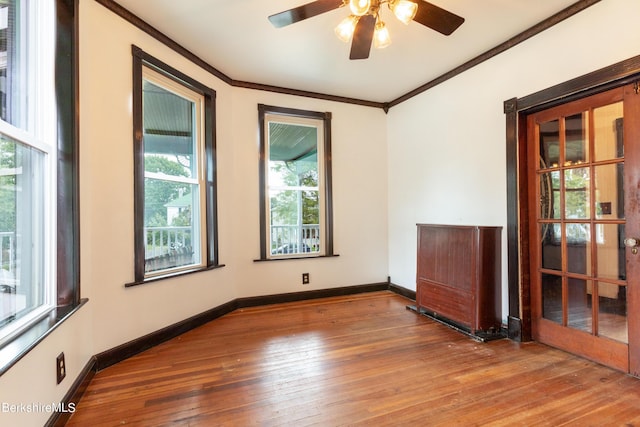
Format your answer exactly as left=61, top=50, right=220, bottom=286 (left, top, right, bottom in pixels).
left=131, top=48, right=219, bottom=285
left=0, top=0, right=78, bottom=350
left=258, top=105, right=334, bottom=260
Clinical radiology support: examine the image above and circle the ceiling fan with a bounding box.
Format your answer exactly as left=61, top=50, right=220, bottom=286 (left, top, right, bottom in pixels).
left=268, top=0, right=464, bottom=60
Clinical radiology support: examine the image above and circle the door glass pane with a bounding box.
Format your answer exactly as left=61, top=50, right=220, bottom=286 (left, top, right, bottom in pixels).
left=542, top=273, right=562, bottom=324
left=566, top=223, right=590, bottom=275
left=594, top=102, right=623, bottom=161
left=539, top=119, right=559, bottom=168
left=541, top=223, right=561, bottom=271
left=540, top=170, right=560, bottom=219
left=567, top=278, right=592, bottom=333
left=565, top=112, right=589, bottom=165
left=596, top=223, right=625, bottom=281
left=595, top=163, right=624, bottom=219
left=565, top=167, right=590, bottom=219
left=598, top=283, right=627, bottom=343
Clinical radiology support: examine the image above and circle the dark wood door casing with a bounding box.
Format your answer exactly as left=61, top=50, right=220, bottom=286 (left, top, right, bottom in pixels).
left=505, top=55, right=640, bottom=344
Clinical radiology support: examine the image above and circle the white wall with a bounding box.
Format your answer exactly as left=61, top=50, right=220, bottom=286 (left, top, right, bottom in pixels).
left=387, top=0, right=640, bottom=321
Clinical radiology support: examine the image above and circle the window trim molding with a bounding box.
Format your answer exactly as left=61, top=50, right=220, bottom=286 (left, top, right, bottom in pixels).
left=257, top=104, right=334, bottom=261
left=131, top=46, right=220, bottom=285
left=57, top=0, right=80, bottom=308
left=0, top=0, right=83, bottom=377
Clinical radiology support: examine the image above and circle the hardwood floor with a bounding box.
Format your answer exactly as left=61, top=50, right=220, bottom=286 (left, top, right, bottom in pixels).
left=66, top=291, right=640, bottom=426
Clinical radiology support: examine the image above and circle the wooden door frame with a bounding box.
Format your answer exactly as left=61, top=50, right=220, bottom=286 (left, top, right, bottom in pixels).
left=505, top=55, right=640, bottom=343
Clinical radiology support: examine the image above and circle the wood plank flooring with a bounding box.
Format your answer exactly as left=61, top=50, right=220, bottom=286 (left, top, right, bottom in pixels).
left=66, top=291, right=640, bottom=426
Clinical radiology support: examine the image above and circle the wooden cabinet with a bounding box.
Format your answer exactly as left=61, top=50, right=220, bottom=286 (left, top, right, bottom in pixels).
left=416, top=224, right=502, bottom=338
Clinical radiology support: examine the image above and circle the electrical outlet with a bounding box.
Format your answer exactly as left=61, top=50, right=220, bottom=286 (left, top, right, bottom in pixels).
left=56, top=352, right=66, bottom=384
left=302, top=273, right=310, bottom=285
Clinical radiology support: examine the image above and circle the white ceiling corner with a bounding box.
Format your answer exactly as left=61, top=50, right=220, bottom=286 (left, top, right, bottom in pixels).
left=112, top=0, right=586, bottom=103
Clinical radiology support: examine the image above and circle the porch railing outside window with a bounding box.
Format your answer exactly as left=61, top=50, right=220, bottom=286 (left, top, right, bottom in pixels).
left=0, top=231, right=15, bottom=274
left=0, top=231, right=16, bottom=325
left=271, top=224, right=320, bottom=254
left=144, top=226, right=193, bottom=273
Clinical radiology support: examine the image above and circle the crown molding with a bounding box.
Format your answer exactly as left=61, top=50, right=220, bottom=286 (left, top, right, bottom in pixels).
left=94, top=0, right=600, bottom=111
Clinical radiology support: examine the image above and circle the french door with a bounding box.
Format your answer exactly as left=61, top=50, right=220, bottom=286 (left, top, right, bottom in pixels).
left=528, top=84, right=640, bottom=374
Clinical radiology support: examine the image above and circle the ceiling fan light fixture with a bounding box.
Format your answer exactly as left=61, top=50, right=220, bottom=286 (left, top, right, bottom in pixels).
left=391, top=0, right=418, bottom=25
left=268, top=0, right=463, bottom=60
left=373, top=20, right=391, bottom=49
left=335, top=15, right=359, bottom=42
left=349, top=0, right=371, bottom=16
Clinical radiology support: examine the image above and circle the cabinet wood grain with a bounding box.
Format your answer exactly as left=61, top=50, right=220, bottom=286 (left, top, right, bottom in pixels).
left=416, top=224, right=502, bottom=337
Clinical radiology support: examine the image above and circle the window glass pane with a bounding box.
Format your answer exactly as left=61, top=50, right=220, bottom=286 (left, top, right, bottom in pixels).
left=143, top=159, right=192, bottom=224
left=269, top=189, right=320, bottom=255
left=268, top=121, right=321, bottom=256
left=144, top=180, right=200, bottom=273
left=0, top=1, right=24, bottom=128
left=0, top=135, right=45, bottom=327
left=142, top=73, right=202, bottom=275
left=143, top=80, right=197, bottom=179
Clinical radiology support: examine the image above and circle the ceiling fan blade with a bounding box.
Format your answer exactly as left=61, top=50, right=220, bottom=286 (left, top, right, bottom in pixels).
left=349, top=14, right=376, bottom=60
left=412, top=0, right=464, bottom=36
left=268, top=0, right=345, bottom=28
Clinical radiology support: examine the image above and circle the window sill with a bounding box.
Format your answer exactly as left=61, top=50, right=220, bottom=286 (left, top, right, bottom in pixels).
left=0, top=298, right=89, bottom=377
left=125, top=264, right=226, bottom=288
left=254, top=254, right=340, bottom=262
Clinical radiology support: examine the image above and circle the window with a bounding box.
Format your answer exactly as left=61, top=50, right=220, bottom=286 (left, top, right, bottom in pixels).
left=258, top=105, right=334, bottom=260
left=131, top=47, right=219, bottom=285
left=0, top=0, right=79, bottom=360
left=0, top=0, right=56, bottom=340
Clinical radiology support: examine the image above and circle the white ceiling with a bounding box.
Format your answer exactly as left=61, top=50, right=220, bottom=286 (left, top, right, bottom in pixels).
left=112, top=0, right=587, bottom=103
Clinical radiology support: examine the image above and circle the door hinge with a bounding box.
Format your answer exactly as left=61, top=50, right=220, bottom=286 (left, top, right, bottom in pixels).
left=634, top=81, right=640, bottom=95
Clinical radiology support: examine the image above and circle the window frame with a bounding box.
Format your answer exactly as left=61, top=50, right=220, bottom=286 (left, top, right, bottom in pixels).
left=129, top=46, right=220, bottom=286
left=257, top=104, right=335, bottom=261
left=0, top=0, right=82, bottom=376
left=0, top=1, right=57, bottom=339
left=141, top=66, right=207, bottom=278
